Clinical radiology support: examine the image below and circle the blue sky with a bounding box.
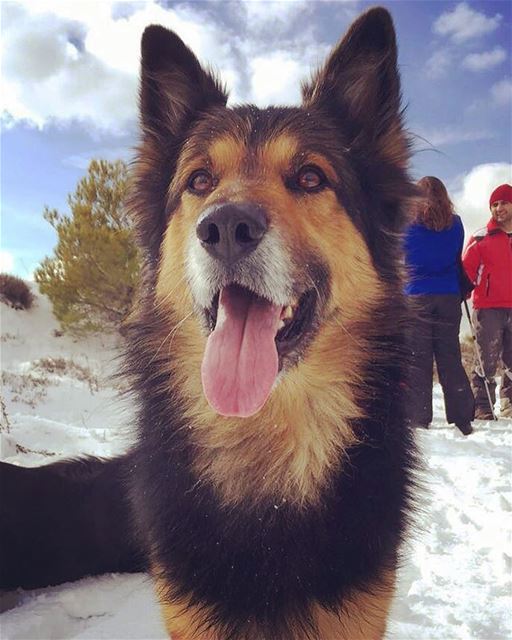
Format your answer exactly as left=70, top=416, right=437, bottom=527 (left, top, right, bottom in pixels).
left=1, top=0, right=511, bottom=278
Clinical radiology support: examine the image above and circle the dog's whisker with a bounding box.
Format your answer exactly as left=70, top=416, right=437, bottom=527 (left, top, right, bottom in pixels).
left=331, top=313, right=362, bottom=346
left=166, top=310, right=195, bottom=352
left=146, top=310, right=195, bottom=369
left=306, top=273, right=325, bottom=309
left=153, top=274, right=188, bottom=312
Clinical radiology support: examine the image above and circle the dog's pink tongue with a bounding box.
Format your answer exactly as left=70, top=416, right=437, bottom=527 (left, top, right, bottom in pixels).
left=201, top=285, right=281, bottom=417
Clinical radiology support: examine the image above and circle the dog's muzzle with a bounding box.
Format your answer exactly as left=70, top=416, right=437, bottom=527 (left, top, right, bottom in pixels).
left=196, top=202, right=268, bottom=266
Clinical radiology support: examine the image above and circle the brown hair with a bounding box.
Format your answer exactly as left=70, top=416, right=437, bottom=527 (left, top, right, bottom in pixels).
left=414, top=176, right=454, bottom=231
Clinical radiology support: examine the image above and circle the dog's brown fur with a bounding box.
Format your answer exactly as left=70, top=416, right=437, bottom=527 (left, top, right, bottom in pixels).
left=0, top=11, right=416, bottom=637
left=155, top=570, right=396, bottom=640
left=311, top=574, right=396, bottom=640
left=155, top=128, right=383, bottom=509
left=122, top=7, right=417, bottom=639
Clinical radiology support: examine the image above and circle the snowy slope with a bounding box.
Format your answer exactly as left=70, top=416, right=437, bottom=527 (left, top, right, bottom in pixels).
left=1, top=289, right=511, bottom=640
left=1, top=289, right=135, bottom=465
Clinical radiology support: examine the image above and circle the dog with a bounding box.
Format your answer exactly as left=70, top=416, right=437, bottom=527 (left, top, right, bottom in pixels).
left=0, top=457, right=144, bottom=591
left=0, top=7, right=417, bottom=639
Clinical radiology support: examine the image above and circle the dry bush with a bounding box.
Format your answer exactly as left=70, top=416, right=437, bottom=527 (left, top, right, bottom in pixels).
left=2, top=357, right=101, bottom=409
left=33, top=357, right=68, bottom=374
left=0, top=273, right=34, bottom=310
left=0, top=397, right=10, bottom=434
left=1, top=371, right=49, bottom=408
left=33, top=357, right=99, bottom=392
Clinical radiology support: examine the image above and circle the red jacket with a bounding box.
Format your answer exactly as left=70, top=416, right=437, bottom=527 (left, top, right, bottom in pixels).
left=462, top=219, right=512, bottom=309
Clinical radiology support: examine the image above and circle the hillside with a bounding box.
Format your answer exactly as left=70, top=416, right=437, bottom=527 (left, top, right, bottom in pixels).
left=0, top=288, right=511, bottom=639
left=1, top=287, right=134, bottom=464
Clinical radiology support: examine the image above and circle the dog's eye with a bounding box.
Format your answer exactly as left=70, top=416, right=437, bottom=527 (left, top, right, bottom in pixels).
left=188, top=171, right=214, bottom=194
left=296, top=166, right=326, bottom=192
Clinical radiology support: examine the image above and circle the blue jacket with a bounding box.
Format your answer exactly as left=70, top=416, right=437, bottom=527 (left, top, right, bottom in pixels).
left=404, top=215, right=464, bottom=295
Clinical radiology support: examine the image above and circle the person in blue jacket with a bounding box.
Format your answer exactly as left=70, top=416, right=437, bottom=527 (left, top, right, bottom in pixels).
left=404, top=176, right=474, bottom=435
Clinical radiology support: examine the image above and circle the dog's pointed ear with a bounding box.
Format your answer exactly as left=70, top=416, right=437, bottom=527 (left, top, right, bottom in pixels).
left=140, top=25, right=228, bottom=137
left=303, top=8, right=406, bottom=164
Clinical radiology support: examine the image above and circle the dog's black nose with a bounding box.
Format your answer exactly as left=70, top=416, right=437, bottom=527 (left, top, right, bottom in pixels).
left=196, top=203, right=268, bottom=264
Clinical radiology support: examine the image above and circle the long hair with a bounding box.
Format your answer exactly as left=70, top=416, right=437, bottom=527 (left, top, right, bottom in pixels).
left=414, top=176, right=454, bottom=231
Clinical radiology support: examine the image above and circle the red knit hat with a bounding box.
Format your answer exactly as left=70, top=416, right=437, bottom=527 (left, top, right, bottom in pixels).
left=489, top=183, right=512, bottom=207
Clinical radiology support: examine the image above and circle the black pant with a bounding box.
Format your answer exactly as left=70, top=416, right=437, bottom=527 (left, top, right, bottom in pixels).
left=472, top=308, right=512, bottom=417
left=406, top=294, right=474, bottom=426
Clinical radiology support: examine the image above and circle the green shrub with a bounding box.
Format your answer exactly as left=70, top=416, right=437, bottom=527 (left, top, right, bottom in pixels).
left=34, top=159, right=140, bottom=335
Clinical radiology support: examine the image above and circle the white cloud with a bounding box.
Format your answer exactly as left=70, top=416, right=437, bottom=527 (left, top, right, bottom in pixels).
left=1, top=3, right=139, bottom=132
left=466, top=78, right=512, bottom=113
left=0, top=250, right=15, bottom=274
left=462, top=47, right=507, bottom=72
left=490, top=78, right=512, bottom=107
left=425, top=48, right=453, bottom=79
left=0, top=245, right=41, bottom=280
left=452, top=163, right=512, bottom=236
left=63, top=146, right=134, bottom=170
left=243, top=0, right=310, bottom=28
left=0, top=0, right=337, bottom=132
left=0, top=1, right=246, bottom=132
left=416, top=126, right=495, bottom=148
left=250, top=53, right=303, bottom=106
left=248, top=39, right=329, bottom=107
left=240, top=0, right=357, bottom=30
left=433, top=3, right=502, bottom=43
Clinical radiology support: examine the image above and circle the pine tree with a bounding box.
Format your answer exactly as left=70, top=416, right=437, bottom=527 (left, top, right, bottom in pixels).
left=35, top=159, right=140, bottom=334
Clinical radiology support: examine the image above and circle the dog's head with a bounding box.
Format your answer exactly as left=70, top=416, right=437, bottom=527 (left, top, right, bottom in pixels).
left=130, top=7, right=412, bottom=420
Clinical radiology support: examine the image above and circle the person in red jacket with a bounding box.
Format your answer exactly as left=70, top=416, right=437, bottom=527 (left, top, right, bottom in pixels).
left=462, top=183, right=512, bottom=419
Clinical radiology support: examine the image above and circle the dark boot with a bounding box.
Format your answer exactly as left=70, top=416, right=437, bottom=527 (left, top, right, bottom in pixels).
left=455, top=422, right=473, bottom=436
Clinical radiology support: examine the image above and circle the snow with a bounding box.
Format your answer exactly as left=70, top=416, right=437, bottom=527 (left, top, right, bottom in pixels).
left=1, top=288, right=511, bottom=640
left=388, top=424, right=512, bottom=639
left=1, top=290, right=135, bottom=465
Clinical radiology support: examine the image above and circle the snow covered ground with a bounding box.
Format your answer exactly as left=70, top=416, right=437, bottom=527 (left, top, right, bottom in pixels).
left=1, top=289, right=511, bottom=640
